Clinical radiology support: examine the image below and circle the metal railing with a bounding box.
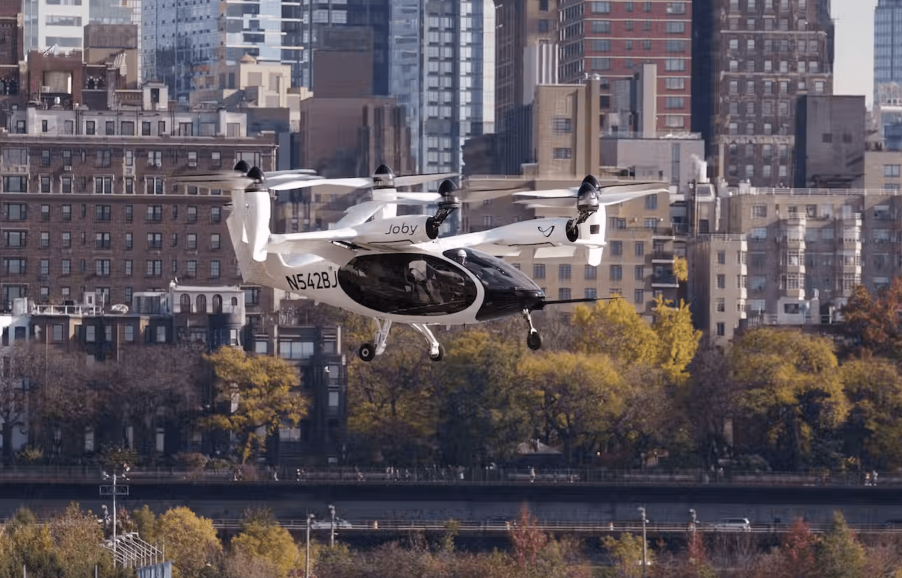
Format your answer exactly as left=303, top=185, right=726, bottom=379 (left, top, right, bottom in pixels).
left=199, top=518, right=902, bottom=535
left=0, top=466, right=892, bottom=488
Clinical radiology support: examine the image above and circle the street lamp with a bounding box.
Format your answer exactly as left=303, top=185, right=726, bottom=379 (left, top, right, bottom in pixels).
left=689, top=508, right=697, bottom=536
left=305, top=513, right=315, bottom=578
left=637, top=506, right=648, bottom=578
left=101, top=465, right=130, bottom=565
left=328, top=504, right=336, bottom=548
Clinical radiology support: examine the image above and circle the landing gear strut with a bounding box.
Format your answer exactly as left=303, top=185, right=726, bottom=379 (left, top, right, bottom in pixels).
left=411, top=323, right=445, bottom=361
left=523, top=309, right=543, bottom=351
left=358, top=319, right=393, bottom=362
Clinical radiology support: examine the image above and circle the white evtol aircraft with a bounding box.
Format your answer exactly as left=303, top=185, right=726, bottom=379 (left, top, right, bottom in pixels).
left=178, top=163, right=668, bottom=362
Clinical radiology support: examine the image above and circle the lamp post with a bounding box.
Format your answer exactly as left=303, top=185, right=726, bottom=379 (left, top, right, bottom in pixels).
left=637, top=506, right=648, bottom=578
left=689, top=508, right=697, bottom=536
left=305, top=513, right=315, bottom=578
left=328, top=504, right=336, bottom=548
left=101, top=465, right=130, bottom=565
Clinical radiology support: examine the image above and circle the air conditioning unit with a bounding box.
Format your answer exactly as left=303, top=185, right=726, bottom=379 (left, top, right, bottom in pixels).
left=154, top=161, right=161, bottom=168
left=124, top=166, right=134, bottom=176
left=41, top=85, right=51, bottom=93
left=63, top=165, right=71, bottom=172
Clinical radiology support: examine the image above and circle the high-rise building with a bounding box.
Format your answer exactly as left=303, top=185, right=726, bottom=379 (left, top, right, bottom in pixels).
left=21, top=0, right=140, bottom=58
left=22, top=0, right=90, bottom=52
left=492, top=0, right=558, bottom=174
left=142, top=0, right=390, bottom=101
left=874, top=0, right=902, bottom=104
left=557, top=0, right=693, bottom=134
left=389, top=0, right=494, bottom=175
left=693, top=0, right=834, bottom=188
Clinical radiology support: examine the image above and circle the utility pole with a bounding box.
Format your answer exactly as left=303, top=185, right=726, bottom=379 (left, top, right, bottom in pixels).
left=328, top=504, right=336, bottom=548
left=638, top=506, right=648, bottom=578
left=101, top=466, right=130, bottom=564
left=305, top=513, right=315, bottom=578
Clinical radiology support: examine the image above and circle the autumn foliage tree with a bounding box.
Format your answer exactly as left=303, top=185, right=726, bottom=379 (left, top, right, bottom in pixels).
left=203, top=347, right=307, bottom=464
left=729, top=329, right=848, bottom=470
left=841, top=278, right=902, bottom=358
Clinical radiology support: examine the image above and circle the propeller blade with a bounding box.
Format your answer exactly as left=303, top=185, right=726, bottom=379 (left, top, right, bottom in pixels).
left=395, top=172, right=458, bottom=187
left=513, top=189, right=578, bottom=199
left=513, top=198, right=577, bottom=208
left=268, top=176, right=373, bottom=191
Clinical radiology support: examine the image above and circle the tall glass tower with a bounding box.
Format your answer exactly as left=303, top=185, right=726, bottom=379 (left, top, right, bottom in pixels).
left=875, top=0, right=902, bottom=104
left=389, top=0, right=494, bottom=175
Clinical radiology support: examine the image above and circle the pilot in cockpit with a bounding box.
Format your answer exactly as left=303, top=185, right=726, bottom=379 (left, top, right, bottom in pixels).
left=408, top=259, right=443, bottom=305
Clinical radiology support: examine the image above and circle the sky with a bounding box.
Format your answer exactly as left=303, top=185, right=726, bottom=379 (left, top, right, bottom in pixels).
left=832, top=0, right=877, bottom=106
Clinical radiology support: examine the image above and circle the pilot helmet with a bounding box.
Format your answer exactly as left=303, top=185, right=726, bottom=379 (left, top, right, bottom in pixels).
left=455, top=249, right=467, bottom=264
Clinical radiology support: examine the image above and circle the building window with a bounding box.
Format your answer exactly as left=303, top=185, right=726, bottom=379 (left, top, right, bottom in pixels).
left=610, top=265, right=623, bottom=281
left=716, top=323, right=726, bottom=336
left=211, top=207, right=221, bottom=223
left=717, top=274, right=726, bottom=289
left=553, top=148, right=572, bottom=160
left=533, top=264, right=546, bottom=279
left=210, top=260, right=220, bottom=279
left=884, top=164, right=900, bottom=178
left=558, top=264, right=571, bottom=280
left=585, top=265, right=597, bottom=280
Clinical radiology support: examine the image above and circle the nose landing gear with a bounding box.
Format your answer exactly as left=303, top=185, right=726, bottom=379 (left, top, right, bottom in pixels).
left=523, top=309, right=543, bottom=351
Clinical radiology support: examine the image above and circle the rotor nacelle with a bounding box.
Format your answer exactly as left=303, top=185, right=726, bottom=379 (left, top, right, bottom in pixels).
left=373, top=164, right=396, bottom=189
left=426, top=179, right=460, bottom=238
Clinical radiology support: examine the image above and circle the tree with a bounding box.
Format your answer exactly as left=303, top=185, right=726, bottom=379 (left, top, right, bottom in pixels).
left=346, top=327, right=439, bottom=464
left=94, top=342, right=208, bottom=452
left=779, top=518, right=818, bottom=578
left=434, top=328, right=532, bottom=465
left=0, top=508, right=60, bottom=577
left=132, top=505, right=157, bottom=544
left=815, top=511, right=866, bottom=578
left=687, top=342, right=738, bottom=467
left=840, top=357, right=902, bottom=470
left=841, top=278, right=902, bottom=358
left=652, top=296, right=702, bottom=385
left=570, top=300, right=659, bottom=366
left=509, top=507, right=548, bottom=568
left=49, top=503, right=113, bottom=578
left=600, top=532, right=650, bottom=578
left=203, top=347, right=307, bottom=464
left=0, top=342, right=32, bottom=465
left=156, top=507, right=222, bottom=578
left=229, top=511, right=300, bottom=578
left=729, top=329, right=848, bottom=470
left=518, top=352, right=626, bottom=464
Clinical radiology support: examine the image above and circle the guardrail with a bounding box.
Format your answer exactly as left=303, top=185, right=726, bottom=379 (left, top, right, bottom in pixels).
left=0, top=466, right=890, bottom=488
left=202, top=519, right=902, bottom=535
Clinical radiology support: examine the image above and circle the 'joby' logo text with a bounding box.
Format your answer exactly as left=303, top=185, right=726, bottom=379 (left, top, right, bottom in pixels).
left=385, top=223, right=419, bottom=236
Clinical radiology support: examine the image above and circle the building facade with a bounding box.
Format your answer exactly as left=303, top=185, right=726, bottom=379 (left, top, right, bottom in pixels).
left=0, top=78, right=277, bottom=313
left=874, top=0, right=902, bottom=104
left=694, top=0, right=835, bottom=187
left=557, top=0, right=693, bottom=133
left=794, top=95, right=866, bottom=189
left=142, top=0, right=391, bottom=100
left=389, top=0, right=494, bottom=175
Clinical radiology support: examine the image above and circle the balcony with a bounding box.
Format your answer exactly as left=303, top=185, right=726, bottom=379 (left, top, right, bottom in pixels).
left=651, top=251, right=674, bottom=264
left=651, top=274, right=679, bottom=288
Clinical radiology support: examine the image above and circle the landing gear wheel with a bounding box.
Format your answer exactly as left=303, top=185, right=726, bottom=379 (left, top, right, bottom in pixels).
left=359, top=343, right=376, bottom=362
left=527, top=331, right=543, bottom=351
left=429, top=344, right=446, bottom=362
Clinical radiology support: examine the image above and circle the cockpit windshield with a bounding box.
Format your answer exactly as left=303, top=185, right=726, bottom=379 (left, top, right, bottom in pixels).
left=442, top=248, right=538, bottom=291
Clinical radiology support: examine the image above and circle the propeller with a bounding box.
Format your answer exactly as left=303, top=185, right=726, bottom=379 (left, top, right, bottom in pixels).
left=175, top=162, right=457, bottom=193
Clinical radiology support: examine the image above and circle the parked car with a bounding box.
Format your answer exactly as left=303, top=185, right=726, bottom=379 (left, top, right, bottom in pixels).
left=713, top=518, right=751, bottom=532
left=310, top=517, right=353, bottom=530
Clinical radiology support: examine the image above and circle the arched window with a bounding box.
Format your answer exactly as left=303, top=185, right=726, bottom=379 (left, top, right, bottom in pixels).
left=231, top=297, right=238, bottom=307
left=180, top=293, right=191, bottom=313
left=212, top=294, right=223, bottom=314
left=196, top=294, right=207, bottom=314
